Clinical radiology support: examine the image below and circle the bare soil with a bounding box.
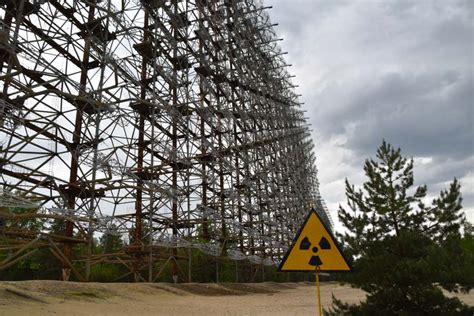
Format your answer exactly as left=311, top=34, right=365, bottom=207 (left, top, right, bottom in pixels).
left=0, top=280, right=472, bottom=315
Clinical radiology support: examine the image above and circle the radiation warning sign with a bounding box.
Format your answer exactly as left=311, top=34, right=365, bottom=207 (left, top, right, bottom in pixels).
left=278, top=209, right=351, bottom=272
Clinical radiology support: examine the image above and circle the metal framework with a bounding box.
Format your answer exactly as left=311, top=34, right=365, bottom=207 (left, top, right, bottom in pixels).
left=0, top=0, right=331, bottom=282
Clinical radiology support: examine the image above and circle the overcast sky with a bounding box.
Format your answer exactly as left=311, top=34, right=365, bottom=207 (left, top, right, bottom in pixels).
left=266, top=0, right=473, bottom=228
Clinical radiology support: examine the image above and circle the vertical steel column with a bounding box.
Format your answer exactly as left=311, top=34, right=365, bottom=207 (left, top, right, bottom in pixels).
left=64, top=1, right=97, bottom=281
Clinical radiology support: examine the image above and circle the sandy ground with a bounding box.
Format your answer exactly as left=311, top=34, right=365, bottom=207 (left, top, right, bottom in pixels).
left=0, top=281, right=472, bottom=316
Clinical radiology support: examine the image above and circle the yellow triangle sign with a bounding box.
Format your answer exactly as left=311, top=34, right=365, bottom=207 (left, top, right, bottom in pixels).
left=278, top=209, right=351, bottom=272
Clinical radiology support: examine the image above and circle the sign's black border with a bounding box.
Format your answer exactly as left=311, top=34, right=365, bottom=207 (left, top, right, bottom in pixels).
left=277, top=208, right=352, bottom=272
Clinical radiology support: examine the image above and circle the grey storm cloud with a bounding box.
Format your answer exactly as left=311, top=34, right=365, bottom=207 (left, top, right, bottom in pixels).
left=267, top=0, right=473, bottom=224
left=325, top=70, right=473, bottom=158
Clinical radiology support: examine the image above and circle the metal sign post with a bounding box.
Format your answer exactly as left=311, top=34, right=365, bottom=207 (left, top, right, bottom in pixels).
left=316, top=266, right=322, bottom=316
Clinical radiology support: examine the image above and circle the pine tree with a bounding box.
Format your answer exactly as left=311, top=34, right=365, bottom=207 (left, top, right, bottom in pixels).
left=327, top=141, right=474, bottom=315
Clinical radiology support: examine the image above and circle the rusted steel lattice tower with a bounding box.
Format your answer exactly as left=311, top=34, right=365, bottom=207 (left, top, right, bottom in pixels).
left=0, top=0, right=331, bottom=282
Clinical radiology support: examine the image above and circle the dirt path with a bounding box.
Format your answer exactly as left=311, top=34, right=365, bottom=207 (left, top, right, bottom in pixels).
left=0, top=281, right=472, bottom=315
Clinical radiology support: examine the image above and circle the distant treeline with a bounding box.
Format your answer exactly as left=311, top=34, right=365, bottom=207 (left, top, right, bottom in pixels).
left=0, top=220, right=320, bottom=283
